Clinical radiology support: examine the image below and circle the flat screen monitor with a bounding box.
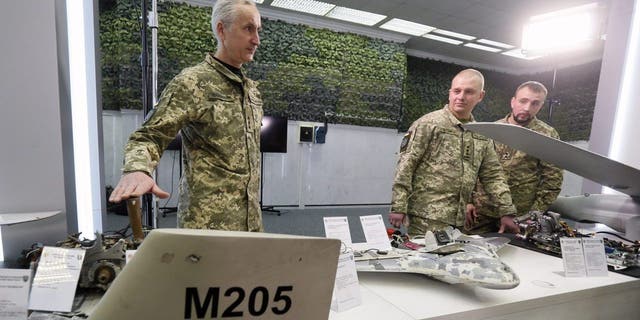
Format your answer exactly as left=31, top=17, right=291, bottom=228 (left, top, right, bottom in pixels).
left=260, top=116, right=288, bottom=153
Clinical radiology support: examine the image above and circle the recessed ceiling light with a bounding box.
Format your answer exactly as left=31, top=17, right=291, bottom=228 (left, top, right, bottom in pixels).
left=431, top=29, right=475, bottom=41
left=501, top=48, right=541, bottom=60
left=464, top=43, right=502, bottom=53
left=379, top=18, right=435, bottom=36
left=476, top=39, right=515, bottom=49
left=271, top=0, right=335, bottom=16
left=326, top=7, right=386, bottom=26
left=422, top=34, right=463, bottom=45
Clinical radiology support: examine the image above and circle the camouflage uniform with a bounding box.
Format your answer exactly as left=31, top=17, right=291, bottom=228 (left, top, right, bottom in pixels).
left=123, top=53, right=263, bottom=231
left=470, top=115, right=562, bottom=233
left=391, top=106, right=516, bottom=236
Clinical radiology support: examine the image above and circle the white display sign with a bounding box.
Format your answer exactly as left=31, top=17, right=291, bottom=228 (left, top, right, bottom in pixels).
left=330, top=251, right=362, bottom=312
left=359, top=214, right=392, bottom=251
left=582, top=238, right=608, bottom=277
left=323, top=216, right=353, bottom=245
left=28, top=246, right=86, bottom=312
left=560, top=238, right=587, bottom=277
left=0, top=268, right=32, bottom=320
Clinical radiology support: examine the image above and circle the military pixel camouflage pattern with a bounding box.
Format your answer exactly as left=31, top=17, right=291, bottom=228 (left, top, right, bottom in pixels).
left=473, top=115, right=563, bottom=221
left=123, top=54, right=263, bottom=231
left=392, top=106, right=515, bottom=235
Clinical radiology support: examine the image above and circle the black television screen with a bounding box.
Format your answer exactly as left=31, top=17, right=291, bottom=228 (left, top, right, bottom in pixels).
left=260, top=116, right=288, bottom=153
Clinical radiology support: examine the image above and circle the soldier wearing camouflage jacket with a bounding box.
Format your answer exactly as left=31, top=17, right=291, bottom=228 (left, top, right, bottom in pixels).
left=390, top=69, right=518, bottom=236
left=468, top=81, right=562, bottom=233
left=110, top=0, right=264, bottom=231
left=123, top=54, right=263, bottom=231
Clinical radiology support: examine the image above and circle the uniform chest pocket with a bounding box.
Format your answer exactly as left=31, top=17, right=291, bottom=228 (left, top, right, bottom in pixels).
left=429, top=130, right=460, bottom=163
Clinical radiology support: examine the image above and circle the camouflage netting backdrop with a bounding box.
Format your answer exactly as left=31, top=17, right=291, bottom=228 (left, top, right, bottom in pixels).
left=100, top=1, right=600, bottom=140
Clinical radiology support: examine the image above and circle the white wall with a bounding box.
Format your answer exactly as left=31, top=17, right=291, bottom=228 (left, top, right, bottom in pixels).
left=103, top=117, right=405, bottom=208
left=104, top=115, right=589, bottom=209
left=0, top=0, right=67, bottom=262
left=262, top=122, right=404, bottom=207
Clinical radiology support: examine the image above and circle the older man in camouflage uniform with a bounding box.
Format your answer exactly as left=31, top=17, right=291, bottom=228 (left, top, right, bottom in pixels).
left=109, top=0, right=263, bottom=231
left=389, top=69, right=518, bottom=236
left=467, top=81, right=563, bottom=233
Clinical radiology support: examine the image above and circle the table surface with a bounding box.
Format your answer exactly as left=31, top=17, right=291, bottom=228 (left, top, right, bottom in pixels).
left=329, top=244, right=640, bottom=320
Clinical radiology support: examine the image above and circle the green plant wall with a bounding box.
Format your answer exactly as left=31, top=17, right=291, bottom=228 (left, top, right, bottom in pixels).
left=99, top=0, right=142, bottom=110
left=99, top=1, right=599, bottom=140
left=100, top=1, right=406, bottom=128
left=401, top=57, right=600, bottom=140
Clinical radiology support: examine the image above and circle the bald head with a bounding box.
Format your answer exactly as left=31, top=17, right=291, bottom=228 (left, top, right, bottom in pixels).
left=453, top=69, right=484, bottom=91
left=447, top=69, right=485, bottom=120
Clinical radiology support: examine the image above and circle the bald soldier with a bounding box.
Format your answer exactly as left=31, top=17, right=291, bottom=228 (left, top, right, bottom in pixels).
left=467, top=81, right=563, bottom=233
left=389, top=69, right=519, bottom=236
left=109, top=0, right=263, bottom=231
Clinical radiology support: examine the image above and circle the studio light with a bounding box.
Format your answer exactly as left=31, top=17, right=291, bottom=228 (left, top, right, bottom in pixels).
left=522, top=3, right=602, bottom=57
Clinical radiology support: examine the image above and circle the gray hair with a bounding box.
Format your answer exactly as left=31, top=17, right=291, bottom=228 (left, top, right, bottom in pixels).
left=211, top=0, right=256, bottom=44
left=516, top=81, right=548, bottom=99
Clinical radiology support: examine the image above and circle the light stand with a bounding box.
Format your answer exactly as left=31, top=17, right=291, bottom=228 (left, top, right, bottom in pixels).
left=260, top=152, right=281, bottom=215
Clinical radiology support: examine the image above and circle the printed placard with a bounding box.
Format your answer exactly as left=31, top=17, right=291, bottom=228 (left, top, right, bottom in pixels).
left=359, top=214, right=392, bottom=251
left=0, top=268, right=32, bottom=320
left=560, top=238, right=586, bottom=277
left=28, top=246, right=85, bottom=312
left=582, top=238, right=608, bottom=277
left=323, top=216, right=353, bottom=245
left=330, top=251, right=361, bottom=312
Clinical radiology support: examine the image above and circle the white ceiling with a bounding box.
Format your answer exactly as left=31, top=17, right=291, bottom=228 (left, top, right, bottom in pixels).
left=191, top=0, right=612, bottom=74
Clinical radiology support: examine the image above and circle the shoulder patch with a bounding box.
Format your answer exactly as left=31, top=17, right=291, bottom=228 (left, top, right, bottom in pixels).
left=400, top=132, right=411, bottom=153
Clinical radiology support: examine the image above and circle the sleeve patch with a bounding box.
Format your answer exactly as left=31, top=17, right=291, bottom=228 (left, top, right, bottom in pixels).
left=400, top=132, right=412, bottom=153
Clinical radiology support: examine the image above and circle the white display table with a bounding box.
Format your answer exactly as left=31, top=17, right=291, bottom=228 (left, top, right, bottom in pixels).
left=330, top=244, right=640, bottom=320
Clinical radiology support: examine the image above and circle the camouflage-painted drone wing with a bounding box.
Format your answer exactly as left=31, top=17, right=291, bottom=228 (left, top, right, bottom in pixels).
left=354, top=237, right=519, bottom=289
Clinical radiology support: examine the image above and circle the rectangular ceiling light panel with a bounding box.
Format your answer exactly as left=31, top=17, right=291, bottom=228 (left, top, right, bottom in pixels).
left=326, top=7, right=387, bottom=26
left=431, top=28, right=476, bottom=40
left=423, top=33, right=463, bottom=45
left=464, top=43, right=502, bottom=53
left=379, top=18, right=435, bottom=36
left=271, top=0, right=336, bottom=16
left=477, top=38, right=515, bottom=49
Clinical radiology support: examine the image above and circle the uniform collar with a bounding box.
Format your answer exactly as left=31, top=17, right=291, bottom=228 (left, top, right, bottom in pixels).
left=443, top=104, right=475, bottom=126
left=205, top=53, right=244, bottom=84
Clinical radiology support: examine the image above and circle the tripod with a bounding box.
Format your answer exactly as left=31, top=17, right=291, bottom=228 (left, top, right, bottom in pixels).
left=260, top=152, right=281, bottom=215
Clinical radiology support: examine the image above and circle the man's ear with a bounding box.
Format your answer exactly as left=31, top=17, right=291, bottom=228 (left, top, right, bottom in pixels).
left=479, top=90, right=486, bottom=101
left=216, top=21, right=225, bottom=43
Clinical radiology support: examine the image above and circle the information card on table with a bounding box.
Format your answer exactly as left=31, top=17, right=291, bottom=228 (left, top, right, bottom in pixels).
left=0, top=268, right=32, bottom=320
left=560, top=237, right=608, bottom=277
left=324, top=216, right=353, bottom=246
left=28, top=246, right=86, bottom=312
left=330, top=251, right=362, bottom=312
left=582, top=238, right=608, bottom=277
left=359, top=214, right=392, bottom=251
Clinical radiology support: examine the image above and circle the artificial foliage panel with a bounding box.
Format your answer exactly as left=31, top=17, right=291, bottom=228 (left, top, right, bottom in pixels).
left=99, top=0, right=143, bottom=110
left=99, top=1, right=598, bottom=139
left=100, top=1, right=406, bottom=128
left=401, top=57, right=514, bottom=131
left=401, top=57, right=600, bottom=140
